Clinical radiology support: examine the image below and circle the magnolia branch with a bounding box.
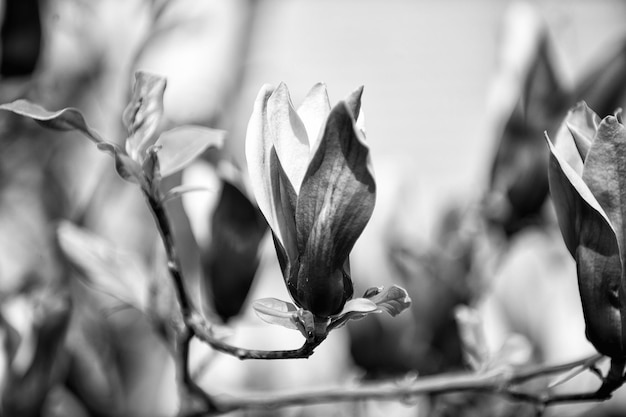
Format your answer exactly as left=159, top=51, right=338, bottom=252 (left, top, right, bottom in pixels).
left=182, top=353, right=613, bottom=416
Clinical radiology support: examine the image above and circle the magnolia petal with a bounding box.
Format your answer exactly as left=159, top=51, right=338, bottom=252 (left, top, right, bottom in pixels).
left=267, top=82, right=310, bottom=192
left=296, top=101, right=376, bottom=267
left=344, top=86, right=364, bottom=121
left=566, top=102, right=599, bottom=163
left=546, top=135, right=614, bottom=257
left=582, top=116, right=626, bottom=258
left=123, top=72, right=167, bottom=162
left=297, top=83, right=331, bottom=153
left=577, top=242, right=623, bottom=357
left=245, top=85, right=280, bottom=240
left=552, top=109, right=584, bottom=177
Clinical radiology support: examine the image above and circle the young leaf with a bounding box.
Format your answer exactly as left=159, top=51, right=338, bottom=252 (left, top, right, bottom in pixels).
left=0, top=99, right=103, bottom=143
left=328, top=297, right=379, bottom=330
left=252, top=298, right=299, bottom=331
left=154, top=126, right=225, bottom=177
left=123, top=71, right=167, bottom=161
left=96, top=142, right=145, bottom=185
left=364, top=285, right=412, bottom=317
left=57, top=221, right=151, bottom=313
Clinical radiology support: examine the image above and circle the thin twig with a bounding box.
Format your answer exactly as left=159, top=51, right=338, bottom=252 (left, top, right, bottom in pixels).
left=186, top=312, right=324, bottom=360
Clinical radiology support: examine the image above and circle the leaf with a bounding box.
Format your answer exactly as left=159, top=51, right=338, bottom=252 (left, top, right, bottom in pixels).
left=57, top=221, right=151, bottom=313
left=364, top=285, right=412, bottom=317
left=123, top=71, right=167, bottom=161
left=154, top=125, right=225, bottom=177
left=0, top=99, right=103, bottom=143
left=454, top=305, right=489, bottom=371
left=328, top=297, right=379, bottom=330
left=96, top=142, right=145, bottom=185
left=200, top=177, right=267, bottom=322
left=252, top=298, right=303, bottom=332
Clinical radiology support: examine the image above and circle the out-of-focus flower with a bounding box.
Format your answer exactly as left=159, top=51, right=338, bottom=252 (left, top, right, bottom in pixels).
left=245, top=82, right=376, bottom=318
left=547, top=102, right=626, bottom=358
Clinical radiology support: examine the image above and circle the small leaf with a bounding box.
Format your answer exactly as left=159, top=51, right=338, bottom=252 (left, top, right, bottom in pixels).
left=364, top=285, right=411, bottom=317
left=163, top=185, right=215, bottom=204
left=57, top=221, right=151, bottom=313
left=328, top=297, right=379, bottom=330
left=0, top=99, right=103, bottom=143
left=154, top=126, right=225, bottom=177
left=123, top=71, right=167, bottom=161
left=252, top=298, right=299, bottom=331
left=97, top=142, right=145, bottom=185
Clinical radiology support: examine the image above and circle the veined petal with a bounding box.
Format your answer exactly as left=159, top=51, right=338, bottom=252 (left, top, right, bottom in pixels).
left=267, top=82, right=310, bottom=192
left=297, top=83, right=331, bottom=153
left=566, top=101, right=600, bottom=162
left=296, top=101, right=376, bottom=274
left=582, top=116, right=626, bottom=260
left=270, top=149, right=299, bottom=276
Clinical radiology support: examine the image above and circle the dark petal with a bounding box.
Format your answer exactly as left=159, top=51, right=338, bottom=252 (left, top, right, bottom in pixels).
left=293, top=102, right=375, bottom=316
left=583, top=116, right=626, bottom=261
left=296, top=102, right=375, bottom=268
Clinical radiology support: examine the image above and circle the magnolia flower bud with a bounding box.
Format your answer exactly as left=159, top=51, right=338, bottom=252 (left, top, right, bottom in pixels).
left=245, top=82, right=376, bottom=318
left=547, top=102, right=626, bottom=358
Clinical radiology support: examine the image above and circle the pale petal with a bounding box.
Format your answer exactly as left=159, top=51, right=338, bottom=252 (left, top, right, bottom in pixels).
left=297, top=83, right=331, bottom=153
left=546, top=134, right=614, bottom=257
left=245, top=84, right=280, bottom=240
left=565, top=101, right=600, bottom=163
left=267, top=82, right=310, bottom=192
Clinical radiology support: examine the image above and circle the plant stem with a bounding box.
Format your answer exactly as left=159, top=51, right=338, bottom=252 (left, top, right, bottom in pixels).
left=192, top=353, right=610, bottom=415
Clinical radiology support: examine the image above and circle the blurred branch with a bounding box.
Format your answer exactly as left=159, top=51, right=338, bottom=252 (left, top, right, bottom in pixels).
left=181, top=353, right=614, bottom=416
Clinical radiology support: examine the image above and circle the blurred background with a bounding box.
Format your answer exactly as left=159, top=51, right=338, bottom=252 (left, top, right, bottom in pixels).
left=2, top=0, right=626, bottom=416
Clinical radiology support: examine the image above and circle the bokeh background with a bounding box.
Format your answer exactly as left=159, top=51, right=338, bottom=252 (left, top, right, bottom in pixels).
left=2, top=1, right=626, bottom=416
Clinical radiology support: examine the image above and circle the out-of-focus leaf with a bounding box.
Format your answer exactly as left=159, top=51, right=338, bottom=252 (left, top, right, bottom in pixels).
left=154, top=125, right=225, bottom=177
left=0, top=99, right=103, bottom=143
left=96, top=142, right=145, bottom=185
left=202, top=178, right=267, bottom=322
left=364, top=285, right=412, bottom=317
left=455, top=305, right=489, bottom=371
left=57, top=221, right=150, bottom=313
left=2, top=289, right=71, bottom=417
left=65, top=306, right=125, bottom=416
